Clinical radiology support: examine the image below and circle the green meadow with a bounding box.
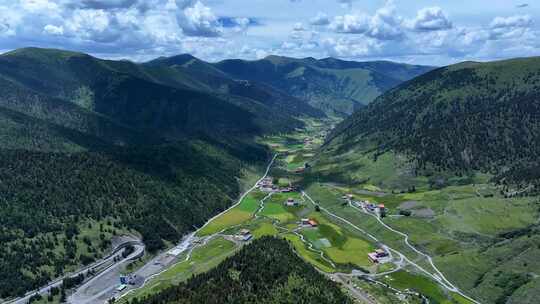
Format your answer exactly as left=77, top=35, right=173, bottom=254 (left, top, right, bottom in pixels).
left=196, top=193, right=261, bottom=236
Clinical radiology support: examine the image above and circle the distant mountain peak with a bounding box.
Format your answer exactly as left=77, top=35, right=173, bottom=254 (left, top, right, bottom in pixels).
left=263, top=54, right=295, bottom=65
left=170, top=53, right=198, bottom=61
left=146, top=53, right=199, bottom=67
left=263, top=54, right=285, bottom=60
left=2, top=47, right=88, bottom=59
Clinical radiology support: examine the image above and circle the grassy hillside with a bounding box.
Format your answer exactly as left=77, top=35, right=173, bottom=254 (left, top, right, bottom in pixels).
left=128, top=237, right=352, bottom=304
left=327, top=57, right=540, bottom=186
left=214, top=55, right=434, bottom=115
left=314, top=56, right=540, bottom=304
left=145, top=55, right=326, bottom=119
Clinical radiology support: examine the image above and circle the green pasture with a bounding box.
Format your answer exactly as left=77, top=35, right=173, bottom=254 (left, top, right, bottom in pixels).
left=384, top=270, right=474, bottom=304
left=197, top=194, right=261, bottom=236
left=252, top=221, right=279, bottom=238
left=283, top=233, right=335, bottom=273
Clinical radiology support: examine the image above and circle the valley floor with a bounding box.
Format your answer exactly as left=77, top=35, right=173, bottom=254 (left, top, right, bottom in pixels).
left=112, top=118, right=503, bottom=304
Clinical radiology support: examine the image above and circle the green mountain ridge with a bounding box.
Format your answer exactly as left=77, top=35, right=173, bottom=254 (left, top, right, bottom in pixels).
left=0, top=47, right=274, bottom=298
left=212, top=55, right=435, bottom=115
left=0, top=47, right=432, bottom=299
left=0, top=47, right=305, bottom=141
left=146, top=53, right=434, bottom=116
left=327, top=56, right=540, bottom=184
left=311, top=56, right=540, bottom=304
left=145, top=54, right=327, bottom=119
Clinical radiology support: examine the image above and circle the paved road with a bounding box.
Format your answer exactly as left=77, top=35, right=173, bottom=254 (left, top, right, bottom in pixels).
left=253, top=188, right=374, bottom=303
left=111, top=154, right=279, bottom=303
left=68, top=242, right=144, bottom=304
left=330, top=273, right=378, bottom=304
left=348, top=201, right=483, bottom=303
left=198, top=153, right=278, bottom=232
left=2, top=236, right=142, bottom=304
left=351, top=203, right=457, bottom=288
left=114, top=233, right=201, bottom=302
left=302, top=191, right=481, bottom=304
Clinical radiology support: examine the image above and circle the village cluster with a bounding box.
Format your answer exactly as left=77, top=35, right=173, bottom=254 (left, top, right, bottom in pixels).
left=258, top=178, right=320, bottom=228
left=342, top=194, right=387, bottom=218
left=251, top=178, right=391, bottom=267
left=341, top=194, right=391, bottom=264
left=258, top=177, right=296, bottom=193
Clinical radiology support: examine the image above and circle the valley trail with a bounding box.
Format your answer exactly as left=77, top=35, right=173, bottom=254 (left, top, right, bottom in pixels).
left=302, top=191, right=481, bottom=304
left=111, top=154, right=278, bottom=303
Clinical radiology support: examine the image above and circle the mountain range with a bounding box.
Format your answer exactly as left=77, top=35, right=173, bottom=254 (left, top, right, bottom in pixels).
left=151, top=53, right=434, bottom=116
left=0, top=47, right=430, bottom=298
left=3, top=46, right=540, bottom=304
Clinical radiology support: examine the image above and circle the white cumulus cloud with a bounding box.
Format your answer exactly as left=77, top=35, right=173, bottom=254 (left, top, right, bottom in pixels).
left=43, top=24, right=64, bottom=35
left=329, top=1, right=403, bottom=40
left=490, top=15, right=532, bottom=29
left=175, top=0, right=222, bottom=37
left=408, top=7, right=452, bottom=31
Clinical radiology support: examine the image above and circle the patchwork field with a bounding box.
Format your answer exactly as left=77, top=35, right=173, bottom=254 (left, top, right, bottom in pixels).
left=196, top=194, right=262, bottom=236
left=301, top=213, right=374, bottom=268
left=307, top=123, right=540, bottom=304
left=120, top=116, right=538, bottom=304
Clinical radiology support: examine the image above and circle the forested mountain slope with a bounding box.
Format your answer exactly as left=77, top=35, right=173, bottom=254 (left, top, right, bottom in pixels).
left=0, top=48, right=306, bottom=140
left=0, top=47, right=296, bottom=298
left=326, top=57, right=540, bottom=183
left=213, top=55, right=434, bottom=115
left=315, top=56, right=540, bottom=304
left=129, top=237, right=351, bottom=304
left=145, top=55, right=326, bottom=119
left=0, top=140, right=266, bottom=297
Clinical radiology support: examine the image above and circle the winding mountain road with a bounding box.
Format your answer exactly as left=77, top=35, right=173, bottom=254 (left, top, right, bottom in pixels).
left=3, top=236, right=143, bottom=304
left=302, top=191, right=481, bottom=304
left=111, top=154, right=278, bottom=303
left=68, top=241, right=144, bottom=304
left=3, top=155, right=279, bottom=304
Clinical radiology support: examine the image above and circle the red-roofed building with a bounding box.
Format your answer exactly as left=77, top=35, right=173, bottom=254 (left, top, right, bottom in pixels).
left=378, top=204, right=387, bottom=217
left=368, top=248, right=389, bottom=263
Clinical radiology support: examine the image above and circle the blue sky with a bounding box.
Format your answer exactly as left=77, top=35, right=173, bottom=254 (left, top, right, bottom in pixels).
left=0, top=0, right=538, bottom=65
